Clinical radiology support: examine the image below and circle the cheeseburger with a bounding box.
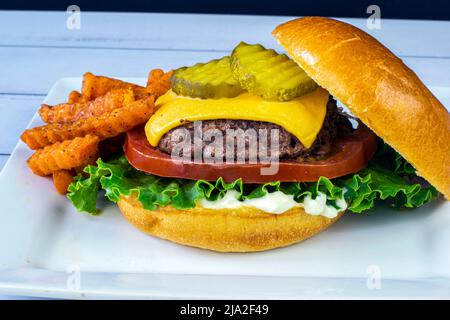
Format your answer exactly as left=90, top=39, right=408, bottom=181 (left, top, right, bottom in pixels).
left=69, top=17, right=450, bottom=252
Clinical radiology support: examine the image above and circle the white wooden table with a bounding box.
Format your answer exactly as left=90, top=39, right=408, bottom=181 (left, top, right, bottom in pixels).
left=0, top=10, right=449, bottom=299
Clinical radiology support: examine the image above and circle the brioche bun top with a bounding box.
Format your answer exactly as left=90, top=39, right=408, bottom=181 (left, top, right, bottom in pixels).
left=273, top=17, right=450, bottom=199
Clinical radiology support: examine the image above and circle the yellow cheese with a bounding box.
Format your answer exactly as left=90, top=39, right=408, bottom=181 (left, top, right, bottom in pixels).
left=145, top=88, right=329, bottom=148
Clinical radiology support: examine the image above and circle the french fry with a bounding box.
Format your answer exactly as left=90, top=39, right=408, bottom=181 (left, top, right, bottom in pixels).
left=39, top=88, right=135, bottom=123
left=27, top=135, right=100, bottom=176
left=53, top=170, right=75, bottom=194
left=147, top=69, right=172, bottom=98
left=81, top=72, right=149, bottom=101
left=67, top=91, right=82, bottom=104
left=22, top=97, right=155, bottom=150
left=146, top=69, right=164, bottom=87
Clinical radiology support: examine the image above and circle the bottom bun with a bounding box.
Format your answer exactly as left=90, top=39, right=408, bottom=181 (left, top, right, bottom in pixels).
left=118, top=195, right=344, bottom=252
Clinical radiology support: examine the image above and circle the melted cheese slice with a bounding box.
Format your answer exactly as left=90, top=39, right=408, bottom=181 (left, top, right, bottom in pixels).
left=145, top=88, right=329, bottom=148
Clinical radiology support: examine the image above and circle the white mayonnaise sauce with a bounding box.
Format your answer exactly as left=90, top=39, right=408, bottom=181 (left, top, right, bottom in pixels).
left=199, top=190, right=347, bottom=218
left=302, top=192, right=347, bottom=218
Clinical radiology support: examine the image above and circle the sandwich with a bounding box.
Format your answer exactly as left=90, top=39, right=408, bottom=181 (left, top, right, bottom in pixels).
left=63, top=17, right=449, bottom=251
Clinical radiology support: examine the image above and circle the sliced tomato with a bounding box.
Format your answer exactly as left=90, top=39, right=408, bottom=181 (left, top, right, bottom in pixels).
left=124, top=125, right=378, bottom=183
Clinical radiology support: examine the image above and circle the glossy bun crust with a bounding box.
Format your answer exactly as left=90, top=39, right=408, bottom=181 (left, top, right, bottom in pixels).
left=118, top=196, right=343, bottom=252
left=273, top=17, right=450, bottom=199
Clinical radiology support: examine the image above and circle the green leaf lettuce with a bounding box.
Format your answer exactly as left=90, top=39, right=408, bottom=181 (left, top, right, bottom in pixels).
left=67, top=144, right=438, bottom=215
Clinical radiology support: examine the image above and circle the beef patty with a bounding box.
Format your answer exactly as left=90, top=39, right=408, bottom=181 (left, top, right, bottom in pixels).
left=157, top=98, right=352, bottom=161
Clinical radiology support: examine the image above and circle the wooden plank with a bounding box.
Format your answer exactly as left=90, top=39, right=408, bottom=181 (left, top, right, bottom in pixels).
left=0, top=46, right=449, bottom=95
left=0, top=11, right=449, bottom=58
left=0, top=47, right=218, bottom=94
left=0, top=94, right=44, bottom=153
left=0, top=155, right=9, bottom=172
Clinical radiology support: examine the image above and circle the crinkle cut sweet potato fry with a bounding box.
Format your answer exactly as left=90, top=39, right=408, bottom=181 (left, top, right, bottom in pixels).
left=53, top=170, right=75, bottom=194
left=21, top=97, right=155, bottom=150
left=39, top=88, right=135, bottom=123
left=81, top=72, right=149, bottom=101
left=147, top=69, right=173, bottom=98
left=147, top=69, right=164, bottom=85
left=27, top=135, right=100, bottom=176
left=67, top=90, right=82, bottom=104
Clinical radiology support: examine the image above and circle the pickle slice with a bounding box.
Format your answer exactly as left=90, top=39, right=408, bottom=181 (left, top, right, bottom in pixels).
left=230, top=42, right=317, bottom=101
left=171, top=56, right=243, bottom=99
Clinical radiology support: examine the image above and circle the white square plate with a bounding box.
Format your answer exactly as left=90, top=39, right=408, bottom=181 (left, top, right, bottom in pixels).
left=0, top=78, right=449, bottom=299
